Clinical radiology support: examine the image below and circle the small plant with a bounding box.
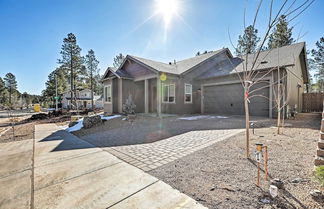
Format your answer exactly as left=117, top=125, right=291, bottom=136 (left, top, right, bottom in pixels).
left=122, top=94, right=136, bottom=115
left=314, top=166, right=324, bottom=186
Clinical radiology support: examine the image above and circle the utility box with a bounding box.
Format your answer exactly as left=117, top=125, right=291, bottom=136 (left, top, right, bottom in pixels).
left=34, top=104, right=41, bottom=112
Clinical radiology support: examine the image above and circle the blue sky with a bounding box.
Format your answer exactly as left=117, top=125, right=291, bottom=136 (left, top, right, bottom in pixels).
left=0, top=0, right=323, bottom=95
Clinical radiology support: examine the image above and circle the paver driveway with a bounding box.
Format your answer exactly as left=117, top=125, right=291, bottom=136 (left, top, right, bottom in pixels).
left=78, top=115, right=258, bottom=171
left=106, top=129, right=243, bottom=171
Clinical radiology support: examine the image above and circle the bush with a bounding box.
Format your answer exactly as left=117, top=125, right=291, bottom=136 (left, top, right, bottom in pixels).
left=122, top=94, right=136, bottom=115
left=314, top=166, right=324, bottom=186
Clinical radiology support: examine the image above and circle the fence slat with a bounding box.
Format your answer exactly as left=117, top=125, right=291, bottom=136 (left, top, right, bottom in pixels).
left=302, top=93, right=324, bottom=112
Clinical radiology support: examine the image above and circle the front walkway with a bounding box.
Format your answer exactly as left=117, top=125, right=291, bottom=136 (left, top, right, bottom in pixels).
left=106, top=129, right=244, bottom=171
left=0, top=124, right=205, bottom=209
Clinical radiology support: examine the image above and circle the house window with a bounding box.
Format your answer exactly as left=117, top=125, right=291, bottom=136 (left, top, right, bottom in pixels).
left=184, top=84, right=192, bottom=103
left=104, top=85, right=112, bottom=103
left=162, top=84, right=175, bottom=103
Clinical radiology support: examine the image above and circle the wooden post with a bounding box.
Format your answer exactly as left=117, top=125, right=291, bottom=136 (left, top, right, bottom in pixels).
left=264, top=146, right=268, bottom=181
left=257, top=161, right=260, bottom=187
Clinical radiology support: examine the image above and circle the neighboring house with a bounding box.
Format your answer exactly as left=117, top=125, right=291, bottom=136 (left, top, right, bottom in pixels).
left=101, top=42, right=308, bottom=117
left=62, top=89, right=103, bottom=109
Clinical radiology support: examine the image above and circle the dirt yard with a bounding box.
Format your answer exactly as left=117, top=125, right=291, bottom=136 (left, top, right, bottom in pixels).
left=149, top=119, right=323, bottom=209
left=0, top=122, right=35, bottom=143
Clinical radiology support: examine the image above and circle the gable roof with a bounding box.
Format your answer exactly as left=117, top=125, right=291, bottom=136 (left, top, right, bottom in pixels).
left=102, top=66, right=133, bottom=80
left=196, top=42, right=308, bottom=82
left=234, top=42, right=305, bottom=73
left=125, top=48, right=227, bottom=75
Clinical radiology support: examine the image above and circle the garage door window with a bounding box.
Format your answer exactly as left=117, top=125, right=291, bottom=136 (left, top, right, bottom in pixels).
left=104, top=85, right=112, bottom=103
left=162, top=84, right=175, bottom=103
left=184, top=84, right=192, bottom=103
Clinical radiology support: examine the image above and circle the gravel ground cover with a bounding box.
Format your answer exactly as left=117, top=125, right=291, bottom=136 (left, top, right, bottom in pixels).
left=149, top=119, right=323, bottom=209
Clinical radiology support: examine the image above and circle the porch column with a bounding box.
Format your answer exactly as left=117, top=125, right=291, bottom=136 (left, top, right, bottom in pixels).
left=144, top=79, right=149, bottom=113
left=157, top=76, right=162, bottom=117
left=118, top=78, right=123, bottom=113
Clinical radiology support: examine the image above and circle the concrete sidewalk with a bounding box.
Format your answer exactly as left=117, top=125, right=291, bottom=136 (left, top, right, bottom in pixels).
left=33, top=124, right=206, bottom=209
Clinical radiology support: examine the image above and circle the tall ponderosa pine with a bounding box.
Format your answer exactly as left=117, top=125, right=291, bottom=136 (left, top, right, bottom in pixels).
left=235, top=25, right=260, bottom=56
left=268, top=15, right=294, bottom=49
left=58, top=33, right=84, bottom=109
left=42, top=67, right=68, bottom=101
left=113, top=53, right=125, bottom=68
left=0, top=77, right=7, bottom=107
left=0, top=77, right=4, bottom=93
left=4, top=73, right=17, bottom=107
left=85, top=49, right=100, bottom=110
left=310, top=37, right=324, bottom=92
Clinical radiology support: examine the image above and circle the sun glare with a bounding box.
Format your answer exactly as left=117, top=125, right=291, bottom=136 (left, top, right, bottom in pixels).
left=155, top=0, right=180, bottom=29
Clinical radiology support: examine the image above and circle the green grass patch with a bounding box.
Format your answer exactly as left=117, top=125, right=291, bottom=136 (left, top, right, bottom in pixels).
left=314, top=166, right=324, bottom=186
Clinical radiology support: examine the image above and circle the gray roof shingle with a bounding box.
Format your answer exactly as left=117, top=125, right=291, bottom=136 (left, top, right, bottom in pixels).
left=128, top=49, right=225, bottom=75
left=234, top=42, right=305, bottom=73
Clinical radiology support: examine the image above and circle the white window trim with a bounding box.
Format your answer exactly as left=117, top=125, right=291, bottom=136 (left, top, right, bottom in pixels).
left=104, top=84, right=112, bottom=104
left=162, top=83, right=176, bottom=104
left=184, top=83, right=192, bottom=104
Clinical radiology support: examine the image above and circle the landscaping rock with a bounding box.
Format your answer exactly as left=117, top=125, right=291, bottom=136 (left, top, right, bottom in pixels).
left=290, top=177, right=308, bottom=183
left=259, top=196, right=272, bottom=204
left=83, top=115, right=102, bottom=129
left=270, top=179, right=284, bottom=189
left=310, top=190, right=322, bottom=199
left=68, top=121, right=78, bottom=127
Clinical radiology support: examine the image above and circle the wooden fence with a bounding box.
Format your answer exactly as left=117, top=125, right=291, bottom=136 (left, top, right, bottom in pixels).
left=302, top=93, right=324, bottom=112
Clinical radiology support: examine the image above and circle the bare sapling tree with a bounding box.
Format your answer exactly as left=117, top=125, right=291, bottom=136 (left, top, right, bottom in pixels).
left=272, top=66, right=288, bottom=134
left=228, top=0, right=314, bottom=158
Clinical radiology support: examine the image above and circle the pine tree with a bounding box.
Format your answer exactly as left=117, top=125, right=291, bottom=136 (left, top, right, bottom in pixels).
left=85, top=49, right=100, bottom=110
left=310, top=37, right=324, bottom=92
left=43, top=67, right=68, bottom=101
left=58, top=33, right=84, bottom=109
left=0, top=77, right=7, bottom=107
left=0, top=77, right=4, bottom=93
left=235, top=25, right=260, bottom=56
left=268, top=15, right=294, bottom=49
left=4, top=73, right=17, bottom=107
left=113, top=53, right=125, bottom=68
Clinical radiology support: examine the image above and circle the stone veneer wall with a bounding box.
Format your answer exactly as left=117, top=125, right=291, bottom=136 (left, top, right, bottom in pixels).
left=314, top=100, right=324, bottom=166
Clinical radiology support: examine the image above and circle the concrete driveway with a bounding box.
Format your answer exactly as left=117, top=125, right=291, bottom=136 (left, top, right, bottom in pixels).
left=0, top=124, right=205, bottom=209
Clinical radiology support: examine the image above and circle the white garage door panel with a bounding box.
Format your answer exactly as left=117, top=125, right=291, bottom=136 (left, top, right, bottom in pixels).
left=203, top=82, right=269, bottom=117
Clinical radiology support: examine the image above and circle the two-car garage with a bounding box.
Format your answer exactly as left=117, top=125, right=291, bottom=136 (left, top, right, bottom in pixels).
left=202, top=82, right=270, bottom=117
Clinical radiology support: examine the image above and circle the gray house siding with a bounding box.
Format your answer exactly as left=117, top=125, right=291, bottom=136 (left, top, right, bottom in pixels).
left=160, top=74, right=196, bottom=114
left=286, top=56, right=304, bottom=113
left=123, top=61, right=156, bottom=78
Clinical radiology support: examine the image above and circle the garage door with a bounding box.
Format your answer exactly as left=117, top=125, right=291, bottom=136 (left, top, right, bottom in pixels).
left=203, top=82, right=269, bottom=117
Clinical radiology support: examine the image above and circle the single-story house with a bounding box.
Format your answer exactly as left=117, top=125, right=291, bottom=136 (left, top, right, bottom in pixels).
left=102, top=42, right=308, bottom=117
left=62, top=89, right=103, bottom=109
